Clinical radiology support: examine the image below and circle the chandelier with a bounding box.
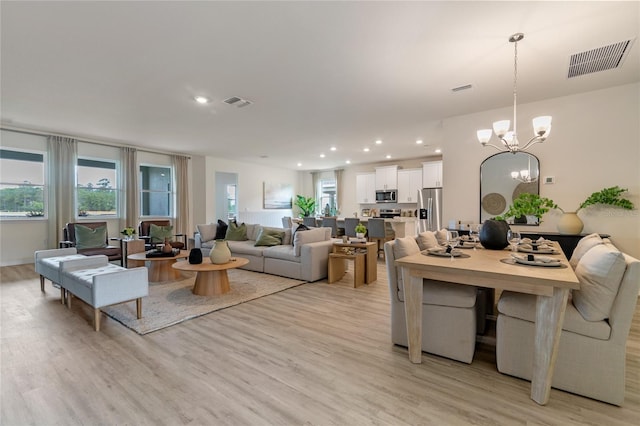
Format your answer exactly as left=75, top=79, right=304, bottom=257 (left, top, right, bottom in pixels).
left=477, top=33, right=552, bottom=154
left=511, top=155, right=537, bottom=183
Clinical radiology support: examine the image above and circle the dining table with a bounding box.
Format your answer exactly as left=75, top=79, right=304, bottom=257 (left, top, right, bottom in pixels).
left=394, top=242, right=580, bottom=406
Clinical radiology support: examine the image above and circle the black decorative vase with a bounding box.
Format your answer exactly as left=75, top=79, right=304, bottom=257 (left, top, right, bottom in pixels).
left=514, top=215, right=528, bottom=224
left=188, top=248, right=203, bottom=264
left=479, top=219, right=510, bottom=250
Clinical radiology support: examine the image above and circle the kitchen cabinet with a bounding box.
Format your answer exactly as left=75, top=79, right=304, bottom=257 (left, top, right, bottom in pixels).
left=422, top=160, right=443, bottom=188
left=375, top=165, right=398, bottom=190
left=397, top=168, right=422, bottom=203
left=356, top=173, right=376, bottom=204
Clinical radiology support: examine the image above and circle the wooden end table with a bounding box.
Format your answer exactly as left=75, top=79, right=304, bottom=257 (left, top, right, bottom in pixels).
left=172, top=257, right=249, bottom=296
left=328, top=241, right=377, bottom=287
left=127, top=250, right=189, bottom=282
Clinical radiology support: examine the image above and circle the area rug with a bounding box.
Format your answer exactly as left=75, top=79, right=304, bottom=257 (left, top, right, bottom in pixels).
left=102, top=269, right=305, bottom=335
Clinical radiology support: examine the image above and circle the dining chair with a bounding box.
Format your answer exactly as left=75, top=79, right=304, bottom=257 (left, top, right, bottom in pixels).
left=302, top=217, right=317, bottom=228
left=343, top=218, right=360, bottom=238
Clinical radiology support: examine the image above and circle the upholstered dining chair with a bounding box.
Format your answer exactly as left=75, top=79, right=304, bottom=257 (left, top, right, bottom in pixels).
left=302, top=217, right=317, bottom=228
left=343, top=218, right=360, bottom=238
left=138, top=220, right=186, bottom=250
left=60, top=222, right=123, bottom=265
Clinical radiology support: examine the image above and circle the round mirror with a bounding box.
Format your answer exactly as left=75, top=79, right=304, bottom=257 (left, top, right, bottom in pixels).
left=480, top=152, right=540, bottom=225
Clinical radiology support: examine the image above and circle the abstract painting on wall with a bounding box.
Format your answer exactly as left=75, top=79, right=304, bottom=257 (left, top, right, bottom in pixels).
left=263, top=182, right=293, bottom=209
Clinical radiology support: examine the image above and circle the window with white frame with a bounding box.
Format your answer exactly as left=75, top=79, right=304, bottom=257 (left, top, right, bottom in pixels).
left=0, top=148, right=46, bottom=219
left=318, top=178, right=337, bottom=216
left=227, top=184, right=237, bottom=220
left=77, top=158, right=117, bottom=217
left=140, top=165, right=172, bottom=217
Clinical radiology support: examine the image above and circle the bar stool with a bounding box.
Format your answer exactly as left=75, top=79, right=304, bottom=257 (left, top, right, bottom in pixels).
left=344, top=218, right=360, bottom=238
left=321, top=217, right=338, bottom=237
left=303, top=217, right=317, bottom=228
left=367, top=218, right=391, bottom=258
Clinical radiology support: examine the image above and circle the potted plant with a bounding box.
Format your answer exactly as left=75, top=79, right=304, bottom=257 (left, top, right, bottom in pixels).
left=355, top=223, right=367, bottom=238
left=495, top=193, right=558, bottom=224
left=556, top=186, right=634, bottom=234
left=121, top=226, right=137, bottom=240
left=294, top=195, right=316, bottom=218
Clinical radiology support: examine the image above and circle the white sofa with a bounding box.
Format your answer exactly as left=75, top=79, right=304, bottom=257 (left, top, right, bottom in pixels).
left=497, top=235, right=639, bottom=405
left=384, top=234, right=483, bottom=364
left=194, top=222, right=336, bottom=282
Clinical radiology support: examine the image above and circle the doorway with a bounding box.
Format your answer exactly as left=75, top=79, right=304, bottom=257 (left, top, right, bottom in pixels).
left=215, top=172, right=238, bottom=221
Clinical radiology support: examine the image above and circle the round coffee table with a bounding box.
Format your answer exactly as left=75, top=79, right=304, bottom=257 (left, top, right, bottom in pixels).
left=127, top=250, right=189, bottom=282
left=172, top=257, right=249, bottom=296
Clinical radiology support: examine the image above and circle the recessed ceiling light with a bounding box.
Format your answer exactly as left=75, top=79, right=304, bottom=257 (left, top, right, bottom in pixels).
left=435, top=148, right=442, bottom=154
left=363, top=148, right=370, bottom=152
left=416, top=139, right=423, bottom=145
left=385, top=155, right=391, bottom=159
left=345, top=160, right=351, bottom=164
left=375, top=140, right=383, bottom=145
left=297, top=162, right=302, bottom=167
left=194, top=96, right=209, bottom=104
left=320, top=153, right=325, bottom=158
left=330, top=146, right=337, bottom=151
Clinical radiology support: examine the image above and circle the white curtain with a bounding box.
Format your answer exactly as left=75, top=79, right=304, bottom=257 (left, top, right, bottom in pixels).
left=120, top=147, right=138, bottom=231
left=173, top=155, right=190, bottom=238
left=334, top=169, right=343, bottom=215
left=311, top=171, right=321, bottom=215
left=47, top=136, right=77, bottom=248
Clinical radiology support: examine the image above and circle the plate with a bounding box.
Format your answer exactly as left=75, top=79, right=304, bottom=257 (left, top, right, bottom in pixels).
left=517, top=246, right=559, bottom=254
left=424, top=248, right=463, bottom=257
left=456, top=241, right=477, bottom=249
left=509, top=254, right=563, bottom=267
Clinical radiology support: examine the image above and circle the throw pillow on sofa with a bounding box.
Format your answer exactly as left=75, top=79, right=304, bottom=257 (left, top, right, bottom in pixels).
left=215, top=219, right=228, bottom=240
left=196, top=223, right=217, bottom=243
left=150, top=224, right=174, bottom=243
left=254, top=227, right=286, bottom=246
left=226, top=221, right=248, bottom=241
left=75, top=224, right=108, bottom=250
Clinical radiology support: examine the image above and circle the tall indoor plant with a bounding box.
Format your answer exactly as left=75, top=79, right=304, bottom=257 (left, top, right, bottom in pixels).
left=294, top=195, right=316, bottom=218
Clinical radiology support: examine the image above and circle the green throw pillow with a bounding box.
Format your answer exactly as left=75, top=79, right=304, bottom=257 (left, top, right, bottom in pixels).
left=75, top=224, right=108, bottom=250
left=254, top=227, right=285, bottom=247
left=225, top=221, right=248, bottom=241
left=149, top=223, right=174, bottom=244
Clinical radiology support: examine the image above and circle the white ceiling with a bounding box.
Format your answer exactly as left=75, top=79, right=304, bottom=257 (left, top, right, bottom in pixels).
left=1, top=1, right=638, bottom=170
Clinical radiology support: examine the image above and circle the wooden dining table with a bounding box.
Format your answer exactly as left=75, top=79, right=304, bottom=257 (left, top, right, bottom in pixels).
left=395, top=243, right=580, bottom=406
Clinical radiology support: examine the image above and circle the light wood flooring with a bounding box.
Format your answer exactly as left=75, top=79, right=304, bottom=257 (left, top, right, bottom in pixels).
left=1, top=262, right=639, bottom=425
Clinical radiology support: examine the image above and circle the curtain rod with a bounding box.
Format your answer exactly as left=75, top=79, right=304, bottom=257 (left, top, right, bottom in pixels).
left=0, top=125, right=191, bottom=159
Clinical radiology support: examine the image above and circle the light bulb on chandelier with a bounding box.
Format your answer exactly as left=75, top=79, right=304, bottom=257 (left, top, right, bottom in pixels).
left=477, top=33, right=552, bottom=154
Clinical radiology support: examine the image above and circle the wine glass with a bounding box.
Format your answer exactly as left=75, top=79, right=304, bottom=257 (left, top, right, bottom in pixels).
left=446, top=230, right=460, bottom=260
left=507, top=229, right=521, bottom=252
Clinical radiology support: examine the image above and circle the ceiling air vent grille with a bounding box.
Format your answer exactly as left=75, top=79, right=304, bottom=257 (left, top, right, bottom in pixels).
left=223, top=96, right=242, bottom=105
left=568, top=39, right=634, bottom=78
left=223, top=96, right=253, bottom=108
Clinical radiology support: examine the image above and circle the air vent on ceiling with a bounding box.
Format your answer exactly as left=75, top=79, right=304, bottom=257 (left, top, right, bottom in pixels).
left=223, top=96, right=253, bottom=108
left=451, top=84, right=473, bottom=93
left=567, top=39, right=634, bottom=78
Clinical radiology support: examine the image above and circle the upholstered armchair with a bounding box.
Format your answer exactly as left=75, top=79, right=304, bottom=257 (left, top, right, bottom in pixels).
left=60, top=222, right=122, bottom=265
left=138, top=220, right=186, bottom=250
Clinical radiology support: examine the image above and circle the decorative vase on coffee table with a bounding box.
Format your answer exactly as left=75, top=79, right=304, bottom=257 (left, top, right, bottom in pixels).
left=557, top=212, right=584, bottom=235
left=161, top=238, right=173, bottom=253
left=210, top=239, right=231, bottom=264
left=479, top=219, right=510, bottom=250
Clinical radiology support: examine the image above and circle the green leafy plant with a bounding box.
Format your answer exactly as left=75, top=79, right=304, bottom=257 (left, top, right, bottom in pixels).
left=121, top=227, right=137, bottom=237
left=294, top=195, right=316, bottom=217
left=558, top=186, right=634, bottom=213
left=355, top=223, right=367, bottom=235
left=495, top=193, right=558, bottom=223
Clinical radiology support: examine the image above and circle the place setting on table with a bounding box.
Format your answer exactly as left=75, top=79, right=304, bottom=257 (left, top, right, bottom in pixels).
left=500, top=231, right=568, bottom=268
left=422, top=230, right=474, bottom=260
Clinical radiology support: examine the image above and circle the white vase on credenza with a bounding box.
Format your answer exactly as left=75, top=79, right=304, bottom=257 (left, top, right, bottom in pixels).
left=557, top=212, right=584, bottom=235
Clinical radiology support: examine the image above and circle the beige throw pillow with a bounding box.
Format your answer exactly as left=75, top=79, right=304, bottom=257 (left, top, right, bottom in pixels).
left=569, top=233, right=603, bottom=269
left=196, top=223, right=217, bottom=243
left=435, top=229, right=448, bottom=245
left=393, top=236, right=421, bottom=259
left=572, top=243, right=626, bottom=321
left=416, top=231, right=439, bottom=251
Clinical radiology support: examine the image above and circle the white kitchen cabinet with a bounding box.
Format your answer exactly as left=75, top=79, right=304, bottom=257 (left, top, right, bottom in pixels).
left=397, top=168, right=422, bottom=203
left=422, top=160, right=443, bottom=188
left=375, top=165, right=398, bottom=190
left=356, top=173, right=376, bottom=204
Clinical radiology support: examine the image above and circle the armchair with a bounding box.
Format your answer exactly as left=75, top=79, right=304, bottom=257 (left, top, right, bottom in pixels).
left=60, top=222, right=122, bottom=265
left=138, top=220, right=186, bottom=250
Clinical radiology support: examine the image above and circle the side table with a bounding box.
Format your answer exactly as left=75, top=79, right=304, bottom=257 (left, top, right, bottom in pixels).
left=121, top=239, right=146, bottom=268
left=328, top=241, right=377, bottom=287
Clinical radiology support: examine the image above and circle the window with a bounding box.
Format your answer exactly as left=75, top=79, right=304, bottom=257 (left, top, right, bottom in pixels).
left=77, top=158, right=117, bottom=217
left=318, top=178, right=337, bottom=216
left=140, top=165, right=172, bottom=217
left=227, top=184, right=237, bottom=220
left=0, top=149, right=46, bottom=219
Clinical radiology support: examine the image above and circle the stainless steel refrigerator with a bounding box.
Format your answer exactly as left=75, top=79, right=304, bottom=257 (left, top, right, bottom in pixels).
left=417, top=188, right=443, bottom=232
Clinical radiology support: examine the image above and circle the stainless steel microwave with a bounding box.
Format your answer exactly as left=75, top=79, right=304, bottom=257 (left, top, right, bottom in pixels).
left=376, top=189, right=397, bottom=203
